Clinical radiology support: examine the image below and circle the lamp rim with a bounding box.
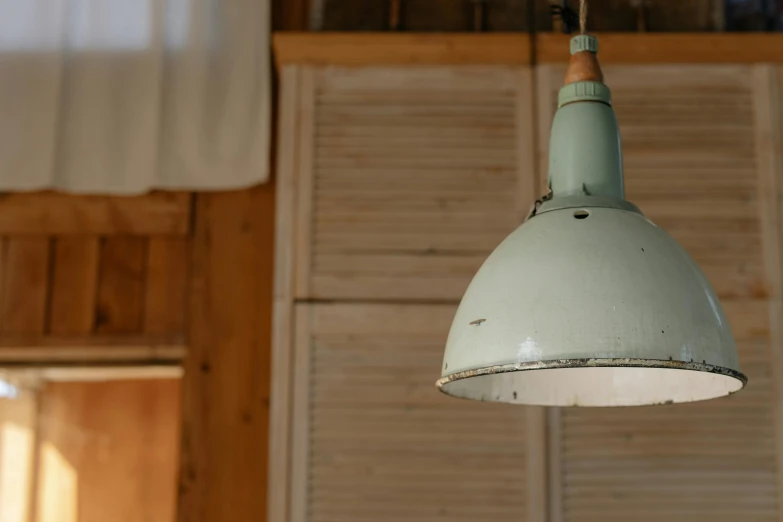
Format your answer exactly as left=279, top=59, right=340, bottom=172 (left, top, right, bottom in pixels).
left=436, top=357, right=748, bottom=403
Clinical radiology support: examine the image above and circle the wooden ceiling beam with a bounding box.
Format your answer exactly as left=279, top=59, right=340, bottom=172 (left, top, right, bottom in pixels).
left=0, top=191, right=192, bottom=236
left=273, top=32, right=532, bottom=67
left=274, top=32, right=783, bottom=68
left=537, top=33, right=783, bottom=63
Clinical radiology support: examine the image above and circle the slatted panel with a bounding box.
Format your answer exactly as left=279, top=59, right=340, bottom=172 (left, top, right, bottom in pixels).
left=538, top=65, right=764, bottom=300
left=296, top=304, right=530, bottom=522
left=560, top=307, right=775, bottom=522
left=619, top=66, right=764, bottom=302
left=49, top=238, right=100, bottom=335
left=144, top=238, right=189, bottom=335
left=95, top=238, right=147, bottom=334
left=303, top=66, right=536, bottom=300
left=538, top=65, right=778, bottom=522
left=0, top=235, right=191, bottom=338
left=0, top=233, right=190, bottom=364
left=1, top=239, right=50, bottom=334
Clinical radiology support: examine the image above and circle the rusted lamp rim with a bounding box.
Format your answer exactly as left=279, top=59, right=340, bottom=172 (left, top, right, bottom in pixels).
left=437, top=358, right=747, bottom=386
left=437, top=358, right=747, bottom=399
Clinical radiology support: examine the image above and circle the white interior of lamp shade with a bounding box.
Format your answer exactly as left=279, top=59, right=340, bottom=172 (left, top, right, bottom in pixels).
left=438, top=367, right=744, bottom=407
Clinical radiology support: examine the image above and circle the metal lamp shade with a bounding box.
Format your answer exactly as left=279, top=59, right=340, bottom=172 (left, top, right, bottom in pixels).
left=436, top=206, right=745, bottom=406
left=436, top=35, right=746, bottom=406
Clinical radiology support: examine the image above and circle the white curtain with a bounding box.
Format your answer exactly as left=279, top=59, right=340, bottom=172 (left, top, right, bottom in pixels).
left=0, top=0, right=270, bottom=194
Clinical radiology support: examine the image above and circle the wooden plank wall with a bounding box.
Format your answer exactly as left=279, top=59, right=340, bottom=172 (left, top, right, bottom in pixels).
left=268, top=58, right=544, bottom=522
left=0, top=192, right=191, bottom=365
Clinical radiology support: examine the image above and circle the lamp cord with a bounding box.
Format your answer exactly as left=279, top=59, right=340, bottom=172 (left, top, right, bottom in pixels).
left=579, top=0, right=587, bottom=33
left=551, top=0, right=587, bottom=34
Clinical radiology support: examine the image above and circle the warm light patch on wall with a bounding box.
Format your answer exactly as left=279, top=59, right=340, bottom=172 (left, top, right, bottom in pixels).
left=35, top=442, right=78, bottom=522
left=0, top=389, right=35, bottom=522
left=0, top=422, right=33, bottom=522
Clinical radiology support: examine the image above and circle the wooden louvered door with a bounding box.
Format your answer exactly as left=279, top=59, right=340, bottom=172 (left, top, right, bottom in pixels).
left=538, top=64, right=783, bottom=522
left=290, top=304, right=542, bottom=522
left=275, top=56, right=783, bottom=522
left=272, top=63, right=543, bottom=522
left=286, top=65, right=536, bottom=301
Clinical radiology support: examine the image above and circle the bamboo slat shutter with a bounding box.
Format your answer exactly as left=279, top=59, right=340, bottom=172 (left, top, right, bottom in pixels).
left=272, top=64, right=544, bottom=522
left=538, top=64, right=783, bottom=522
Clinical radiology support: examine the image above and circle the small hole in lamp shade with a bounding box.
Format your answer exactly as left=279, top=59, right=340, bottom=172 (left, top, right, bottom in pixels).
left=573, top=210, right=590, bottom=219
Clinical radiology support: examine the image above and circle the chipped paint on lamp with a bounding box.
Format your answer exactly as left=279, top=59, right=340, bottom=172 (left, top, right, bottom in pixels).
left=436, top=35, right=746, bottom=407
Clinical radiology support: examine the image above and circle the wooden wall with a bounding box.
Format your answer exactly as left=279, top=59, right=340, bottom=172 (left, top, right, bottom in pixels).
left=0, top=192, right=190, bottom=366
left=0, top=185, right=276, bottom=522
left=0, top=191, right=194, bottom=522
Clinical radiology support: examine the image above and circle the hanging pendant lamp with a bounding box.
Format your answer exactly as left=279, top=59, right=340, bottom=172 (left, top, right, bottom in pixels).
left=436, top=28, right=746, bottom=406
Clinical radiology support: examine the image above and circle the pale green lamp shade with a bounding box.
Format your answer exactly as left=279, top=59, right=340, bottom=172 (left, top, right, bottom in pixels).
left=436, top=35, right=745, bottom=407
left=436, top=205, right=745, bottom=406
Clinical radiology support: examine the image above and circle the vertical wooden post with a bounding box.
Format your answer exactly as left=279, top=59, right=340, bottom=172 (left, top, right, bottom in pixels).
left=178, top=186, right=275, bottom=522
left=753, top=65, right=783, bottom=522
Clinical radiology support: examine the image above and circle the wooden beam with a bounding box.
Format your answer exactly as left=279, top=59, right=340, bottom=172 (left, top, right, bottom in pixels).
left=0, top=335, right=185, bottom=365
left=274, top=32, right=783, bottom=68
left=537, top=33, right=783, bottom=64
left=178, top=186, right=274, bottom=522
left=0, top=191, right=191, bottom=236
left=273, top=32, right=532, bottom=67
left=36, top=366, right=183, bottom=381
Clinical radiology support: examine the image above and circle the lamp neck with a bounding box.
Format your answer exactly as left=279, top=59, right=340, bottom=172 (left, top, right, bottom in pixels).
left=547, top=35, right=625, bottom=201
